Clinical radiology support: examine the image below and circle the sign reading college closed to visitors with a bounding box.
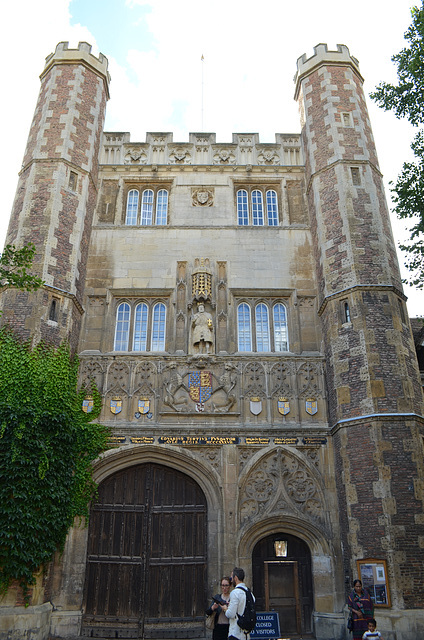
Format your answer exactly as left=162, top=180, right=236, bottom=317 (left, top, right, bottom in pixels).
left=250, top=612, right=281, bottom=639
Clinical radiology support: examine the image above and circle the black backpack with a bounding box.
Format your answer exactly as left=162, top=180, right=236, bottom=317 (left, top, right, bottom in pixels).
left=236, top=586, right=256, bottom=634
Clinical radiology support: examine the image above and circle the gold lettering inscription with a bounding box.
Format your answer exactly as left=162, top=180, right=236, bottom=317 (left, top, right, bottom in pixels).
left=131, top=437, right=155, bottom=444
left=245, top=438, right=270, bottom=445
left=274, top=437, right=298, bottom=445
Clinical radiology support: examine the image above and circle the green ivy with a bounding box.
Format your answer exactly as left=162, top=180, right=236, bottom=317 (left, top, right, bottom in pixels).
left=0, top=328, right=110, bottom=600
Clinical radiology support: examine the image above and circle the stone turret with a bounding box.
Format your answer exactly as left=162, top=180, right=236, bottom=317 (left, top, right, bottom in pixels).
left=1, top=42, right=110, bottom=352
left=296, top=43, right=424, bottom=620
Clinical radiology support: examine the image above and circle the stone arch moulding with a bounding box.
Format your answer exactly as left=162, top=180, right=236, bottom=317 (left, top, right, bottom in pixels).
left=92, top=444, right=223, bottom=512
left=237, top=446, right=330, bottom=538
left=52, top=444, right=225, bottom=625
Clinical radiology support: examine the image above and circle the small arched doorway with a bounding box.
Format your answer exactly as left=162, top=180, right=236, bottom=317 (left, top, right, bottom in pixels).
left=82, top=462, right=207, bottom=638
left=252, top=532, right=313, bottom=637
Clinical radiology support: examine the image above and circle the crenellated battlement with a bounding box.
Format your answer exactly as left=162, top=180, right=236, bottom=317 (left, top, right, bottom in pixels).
left=100, top=131, right=303, bottom=166
left=294, top=43, right=362, bottom=98
left=41, top=41, right=110, bottom=97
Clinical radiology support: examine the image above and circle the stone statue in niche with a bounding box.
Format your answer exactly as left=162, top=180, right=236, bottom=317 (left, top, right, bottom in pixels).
left=191, top=303, right=214, bottom=354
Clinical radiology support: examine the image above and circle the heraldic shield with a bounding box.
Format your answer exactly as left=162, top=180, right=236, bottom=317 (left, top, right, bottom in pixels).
left=305, top=398, right=318, bottom=416
left=82, top=397, right=94, bottom=413
left=278, top=397, right=290, bottom=415
left=138, top=398, right=150, bottom=414
left=110, top=397, right=122, bottom=415
left=188, top=371, right=212, bottom=404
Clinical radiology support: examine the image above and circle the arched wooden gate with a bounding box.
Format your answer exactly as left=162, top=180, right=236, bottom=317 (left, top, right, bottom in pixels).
left=81, top=463, right=207, bottom=638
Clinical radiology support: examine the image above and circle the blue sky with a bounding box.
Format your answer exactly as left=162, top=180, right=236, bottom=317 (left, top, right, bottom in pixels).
left=0, top=0, right=421, bottom=314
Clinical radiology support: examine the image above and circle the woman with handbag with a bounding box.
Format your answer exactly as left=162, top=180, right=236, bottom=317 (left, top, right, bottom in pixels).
left=347, top=579, right=374, bottom=639
left=206, top=577, right=231, bottom=640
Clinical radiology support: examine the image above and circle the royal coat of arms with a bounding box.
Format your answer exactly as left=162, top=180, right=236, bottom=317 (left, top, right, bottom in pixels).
left=188, top=371, right=212, bottom=408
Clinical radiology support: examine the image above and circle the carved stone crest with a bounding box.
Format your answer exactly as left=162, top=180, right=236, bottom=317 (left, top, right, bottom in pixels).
left=192, top=188, right=214, bottom=207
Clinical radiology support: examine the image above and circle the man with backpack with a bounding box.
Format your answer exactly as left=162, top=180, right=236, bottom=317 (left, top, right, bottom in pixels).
left=221, top=567, right=256, bottom=640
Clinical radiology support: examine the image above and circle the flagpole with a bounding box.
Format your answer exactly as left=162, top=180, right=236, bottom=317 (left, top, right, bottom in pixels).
left=201, top=54, right=204, bottom=131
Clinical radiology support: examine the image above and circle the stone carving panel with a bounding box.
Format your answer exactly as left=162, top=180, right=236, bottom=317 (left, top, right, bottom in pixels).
left=192, top=188, right=214, bottom=207
left=243, top=361, right=266, bottom=398
left=239, top=448, right=326, bottom=529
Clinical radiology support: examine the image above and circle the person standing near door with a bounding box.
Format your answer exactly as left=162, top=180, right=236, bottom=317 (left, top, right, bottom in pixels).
left=206, top=577, right=232, bottom=640
left=221, top=567, right=255, bottom=640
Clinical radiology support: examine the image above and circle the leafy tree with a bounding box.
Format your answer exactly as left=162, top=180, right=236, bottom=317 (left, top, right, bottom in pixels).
left=0, top=329, right=110, bottom=599
left=0, top=242, right=43, bottom=291
left=371, top=3, right=424, bottom=288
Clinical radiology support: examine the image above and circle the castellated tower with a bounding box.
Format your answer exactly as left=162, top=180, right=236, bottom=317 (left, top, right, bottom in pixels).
left=0, top=42, right=110, bottom=352
left=295, top=45, right=424, bottom=616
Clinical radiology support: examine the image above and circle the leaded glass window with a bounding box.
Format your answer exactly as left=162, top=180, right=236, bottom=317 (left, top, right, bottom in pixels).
left=256, top=303, right=270, bottom=351
left=125, top=189, right=139, bottom=225
left=237, top=303, right=252, bottom=351
left=133, top=303, right=148, bottom=351
left=114, top=303, right=130, bottom=350
left=252, top=190, right=264, bottom=226
left=156, top=189, right=168, bottom=225
left=266, top=190, right=279, bottom=226
left=141, top=189, right=154, bottom=225
left=237, top=189, right=249, bottom=226
left=273, top=303, right=288, bottom=351
left=151, top=302, right=166, bottom=351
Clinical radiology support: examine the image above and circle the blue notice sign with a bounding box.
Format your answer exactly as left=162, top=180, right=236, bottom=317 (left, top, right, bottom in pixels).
left=250, top=612, right=281, bottom=639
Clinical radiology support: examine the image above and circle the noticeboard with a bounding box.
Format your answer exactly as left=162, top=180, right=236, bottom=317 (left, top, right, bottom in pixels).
left=250, top=612, right=281, bottom=639
left=357, top=558, right=391, bottom=607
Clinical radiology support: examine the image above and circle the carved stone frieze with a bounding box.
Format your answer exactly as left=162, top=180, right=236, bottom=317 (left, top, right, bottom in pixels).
left=193, top=447, right=221, bottom=472
left=213, top=149, right=236, bottom=165
left=79, top=358, right=106, bottom=393
left=239, top=448, right=327, bottom=529
left=169, top=147, right=191, bottom=164
left=133, top=360, right=157, bottom=397
left=270, top=361, right=294, bottom=397
left=257, top=149, right=280, bottom=165
left=106, top=360, right=130, bottom=394
left=124, top=147, right=147, bottom=164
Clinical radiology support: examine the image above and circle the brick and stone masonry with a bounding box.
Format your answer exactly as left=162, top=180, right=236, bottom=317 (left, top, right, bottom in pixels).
left=0, top=42, right=110, bottom=352
left=295, top=44, right=424, bottom=609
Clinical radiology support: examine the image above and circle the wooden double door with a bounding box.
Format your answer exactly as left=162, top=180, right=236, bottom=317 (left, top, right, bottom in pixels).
left=82, top=463, right=207, bottom=639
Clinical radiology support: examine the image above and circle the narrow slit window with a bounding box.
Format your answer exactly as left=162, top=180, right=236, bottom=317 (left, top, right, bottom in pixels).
left=351, top=167, right=361, bottom=186
left=68, top=171, right=78, bottom=191
left=343, top=301, right=351, bottom=323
